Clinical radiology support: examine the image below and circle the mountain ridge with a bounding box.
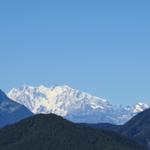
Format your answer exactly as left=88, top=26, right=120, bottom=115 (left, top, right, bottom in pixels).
left=119, top=108, right=150, bottom=148
left=8, top=85, right=149, bottom=124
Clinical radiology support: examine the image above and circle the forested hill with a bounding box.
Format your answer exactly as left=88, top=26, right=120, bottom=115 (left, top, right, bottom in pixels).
left=0, top=114, right=146, bottom=150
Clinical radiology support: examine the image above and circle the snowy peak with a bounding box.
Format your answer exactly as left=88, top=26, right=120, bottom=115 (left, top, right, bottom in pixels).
left=8, top=85, right=110, bottom=116
left=8, top=85, right=149, bottom=124
left=132, top=102, right=149, bottom=113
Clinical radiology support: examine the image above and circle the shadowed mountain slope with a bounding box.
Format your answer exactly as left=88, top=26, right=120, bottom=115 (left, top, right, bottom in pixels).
left=0, top=113, right=145, bottom=150
left=83, top=108, right=150, bottom=149
left=0, top=89, right=32, bottom=127
left=119, top=108, right=150, bottom=148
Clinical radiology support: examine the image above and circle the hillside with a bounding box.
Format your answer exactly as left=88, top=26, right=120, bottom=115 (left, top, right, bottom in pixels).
left=0, top=114, right=145, bottom=150
left=84, top=108, right=150, bottom=149
left=119, top=108, right=150, bottom=148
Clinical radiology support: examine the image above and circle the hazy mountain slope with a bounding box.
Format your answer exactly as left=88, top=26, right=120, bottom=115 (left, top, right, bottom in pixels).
left=0, top=89, right=32, bottom=127
left=8, top=85, right=149, bottom=124
left=0, top=114, right=145, bottom=150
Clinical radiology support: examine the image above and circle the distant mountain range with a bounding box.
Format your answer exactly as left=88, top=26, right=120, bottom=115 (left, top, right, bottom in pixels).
left=0, top=85, right=150, bottom=149
left=0, top=113, right=145, bottom=150
left=8, top=85, right=149, bottom=124
left=0, top=89, right=32, bottom=127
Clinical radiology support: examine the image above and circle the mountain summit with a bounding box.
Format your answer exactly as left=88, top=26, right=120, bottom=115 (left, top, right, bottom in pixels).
left=8, top=85, right=149, bottom=124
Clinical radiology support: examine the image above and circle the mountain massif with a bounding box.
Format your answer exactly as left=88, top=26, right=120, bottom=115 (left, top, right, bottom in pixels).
left=0, top=89, right=32, bottom=127
left=8, top=85, right=149, bottom=124
left=0, top=113, right=145, bottom=150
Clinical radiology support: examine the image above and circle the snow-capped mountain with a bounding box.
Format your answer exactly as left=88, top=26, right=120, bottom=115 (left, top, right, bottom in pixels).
left=0, top=89, right=32, bottom=127
left=132, top=102, right=149, bottom=113
left=8, top=85, right=149, bottom=124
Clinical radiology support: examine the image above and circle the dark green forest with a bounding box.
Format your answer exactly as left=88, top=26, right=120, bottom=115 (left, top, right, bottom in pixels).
left=0, top=114, right=145, bottom=150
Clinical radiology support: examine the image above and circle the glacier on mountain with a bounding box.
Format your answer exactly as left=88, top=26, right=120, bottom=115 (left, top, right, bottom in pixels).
left=8, top=85, right=149, bottom=124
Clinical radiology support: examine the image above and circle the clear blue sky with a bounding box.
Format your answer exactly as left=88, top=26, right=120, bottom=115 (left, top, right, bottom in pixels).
left=0, top=0, right=150, bottom=105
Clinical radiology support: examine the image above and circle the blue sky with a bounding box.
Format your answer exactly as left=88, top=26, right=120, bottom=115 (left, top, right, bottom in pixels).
left=0, top=0, right=150, bottom=105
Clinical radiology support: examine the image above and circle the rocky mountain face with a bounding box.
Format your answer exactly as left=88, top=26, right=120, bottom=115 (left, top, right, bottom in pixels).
left=7, top=85, right=149, bottom=124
